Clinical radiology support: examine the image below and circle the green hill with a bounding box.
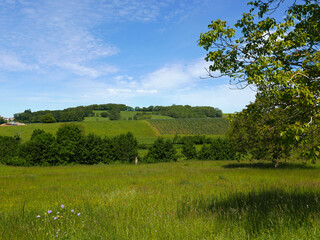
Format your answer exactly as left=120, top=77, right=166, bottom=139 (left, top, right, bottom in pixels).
left=0, top=121, right=158, bottom=144
left=0, top=118, right=229, bottom=144
left=84, top=111, right=173, bottom=121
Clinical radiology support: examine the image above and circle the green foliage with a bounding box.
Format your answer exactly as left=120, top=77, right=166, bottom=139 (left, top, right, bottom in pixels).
left=133, top=112, right=152, bottom=120
left=56, top=124, right=85, bottom=164
left=19, top=131, right=60, bottom=166
left=182, top=141, right=197, bottom=159
left=198, top=0, right=320, bottom=162
left=0, top=125, right=139, bottom=166
left=144, top=138, right=177, bottom=163
left=198, top=138, right=236, bottom=160
left=100, top=112, right=109, bottom=118
left=151, top=105, right=222, bottom=118
left=41, top=113, right=56, bottom=123
left=0, top=117, right=5, bottom=124
left=0, top=136, right=20, bottom=164
left=30, top=129, right=45, bottom=140
left=109, top=107, right=121, bottom=120
left=112, top=132, right=138, bottom=163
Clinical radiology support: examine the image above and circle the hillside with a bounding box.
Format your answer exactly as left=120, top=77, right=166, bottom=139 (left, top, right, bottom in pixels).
left=147, top=118, right=229, bottom=135
left=0, top=121, right=158, bottom=144
left=0, top=117, right=229, bottom=144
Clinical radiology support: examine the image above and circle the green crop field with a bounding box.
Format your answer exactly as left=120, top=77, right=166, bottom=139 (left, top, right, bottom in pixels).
left=148, top=118, right=229, bottom=135
left=1, top=160, right=320, bottom=239
left=0, top=121, right=158, bottom=144
left=0, top=118, right=229, bottom=144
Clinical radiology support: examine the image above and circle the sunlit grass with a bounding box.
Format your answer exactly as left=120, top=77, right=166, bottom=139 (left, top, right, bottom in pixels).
left=1, top=160, right=320, bottom=239
left=0, top=121, right=158, bottom=144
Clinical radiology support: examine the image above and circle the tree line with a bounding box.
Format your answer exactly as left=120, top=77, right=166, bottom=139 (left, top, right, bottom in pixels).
left=13, top=104, right=223, bottom=123
left=0, top=126, right=235, bottom=166
left=13, top=104, right=128, bottom=123
left=134, top=105, right=223, bottom=118
left=0, top=124, right=139, bottom=166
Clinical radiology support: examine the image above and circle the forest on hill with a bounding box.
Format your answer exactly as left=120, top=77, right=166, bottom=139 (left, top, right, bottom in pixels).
left=13, top=104, right=223, bottom=123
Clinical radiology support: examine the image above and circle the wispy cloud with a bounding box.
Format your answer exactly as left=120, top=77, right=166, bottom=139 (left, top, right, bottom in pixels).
left=0, top=0, right=208, bottom=78
left=0, top=51, right=38, bottom=71
left=141, top=59, right=215, bottom=91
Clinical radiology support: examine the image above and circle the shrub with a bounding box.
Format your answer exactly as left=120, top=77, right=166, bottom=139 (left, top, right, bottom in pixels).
left=112, top=132, right=138, bottom=163
left=182, top=141, right=197, bottom=159
left=41, top=113, right=56, bottom=123
left=100, top=112, right=109, bottom=118
left=0, top=136, right=20, bottom=164
left=144, top=138, right=177, bottom=163
left=20, top=131, right=60, bottom=166
left=56, top=124, right=86, bottom=164
left=198, top=138, right=235, bottom=160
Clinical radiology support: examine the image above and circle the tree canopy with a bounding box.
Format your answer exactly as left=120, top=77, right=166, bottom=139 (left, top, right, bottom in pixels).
left=198, top=0, right=320, bottom=162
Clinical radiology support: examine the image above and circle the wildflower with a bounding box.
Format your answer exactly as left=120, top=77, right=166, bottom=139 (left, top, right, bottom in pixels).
left=77, top=213, right=81, bottom=216
left=71, top=209, right=74, bottom=213
left=48, top=210, right=52, bottom=214
left=57, top=212, right=59, bottom=214
left=37, top=215, right=40, bottom=218
left=61, top=205, right=65, bottom=209
left=54, top=217, right=58, bottom=220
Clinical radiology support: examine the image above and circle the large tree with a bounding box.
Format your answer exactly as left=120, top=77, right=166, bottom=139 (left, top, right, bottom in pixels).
left=198, top=0, right=320, bottom=162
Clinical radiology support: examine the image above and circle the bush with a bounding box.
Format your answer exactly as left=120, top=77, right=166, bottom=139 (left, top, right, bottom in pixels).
left=20, top=131, right=60, bottom=166
left=144, top=138, right=177, bottom=163
left=41, top=113, right=56, bottom=123
left=182, top=141, right=197, bottom=159
left=56, top=124, right=85, bottom=164
left=100, top=112, right=109, bottom=118
left=198, top=138, right=235, bottom=160
left=0, top=136, right=20, bottom=164
left=112, top=132, right=138, bottom=163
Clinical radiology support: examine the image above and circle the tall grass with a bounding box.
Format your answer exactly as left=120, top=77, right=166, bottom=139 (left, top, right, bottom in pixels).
left=1, top=160, right=320, bottom=239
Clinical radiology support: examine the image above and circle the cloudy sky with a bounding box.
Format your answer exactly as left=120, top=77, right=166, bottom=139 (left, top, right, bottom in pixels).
left=0, top=0, right=261, bottom=117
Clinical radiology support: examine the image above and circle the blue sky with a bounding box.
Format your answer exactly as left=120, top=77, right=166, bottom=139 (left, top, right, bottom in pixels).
left=0, top=0, right=260, bottom=117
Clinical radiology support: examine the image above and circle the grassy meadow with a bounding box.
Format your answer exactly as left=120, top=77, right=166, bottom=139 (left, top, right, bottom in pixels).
left=0, top=121, right=159, bottom=144
left=1, top=160, right=320, bottom=239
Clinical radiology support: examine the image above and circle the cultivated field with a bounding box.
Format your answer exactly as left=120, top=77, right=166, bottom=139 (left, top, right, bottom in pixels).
left=1, top=160, right=320, bottom=239
left=148, top=118, right=229, bottom=135
left=0, top=118, right=229, bottom=143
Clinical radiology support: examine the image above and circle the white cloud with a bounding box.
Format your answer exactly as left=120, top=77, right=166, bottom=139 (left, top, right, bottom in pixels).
left=141, top=59, right=219, bottom=91
left=0, top=52, right=38, bottom=71
left=142, top=64, right=191, bottom=90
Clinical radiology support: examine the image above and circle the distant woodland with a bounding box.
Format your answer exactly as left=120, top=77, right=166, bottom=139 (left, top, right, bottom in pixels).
left=13, top=104, right=223, bottom=123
